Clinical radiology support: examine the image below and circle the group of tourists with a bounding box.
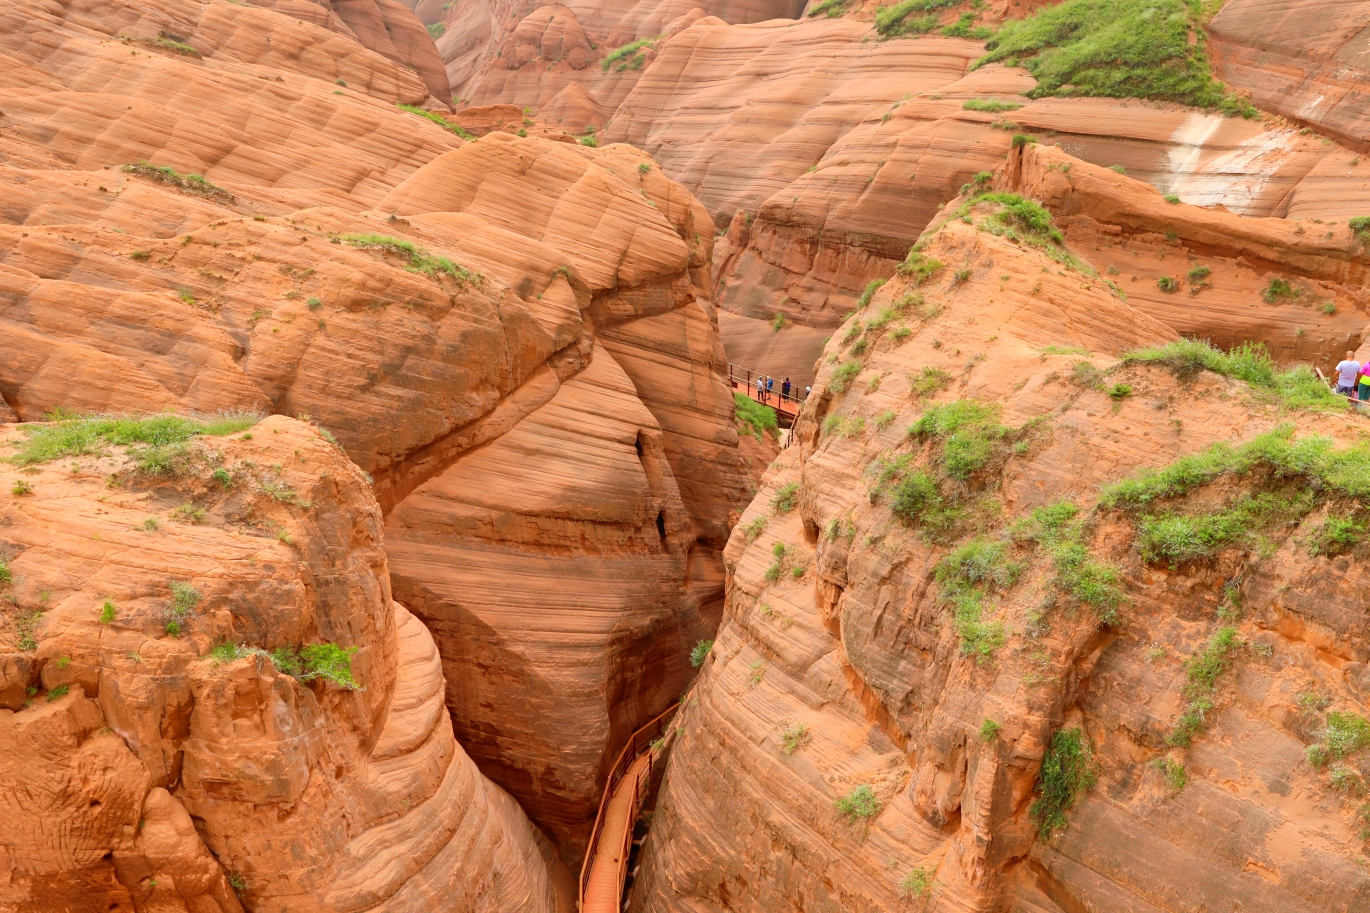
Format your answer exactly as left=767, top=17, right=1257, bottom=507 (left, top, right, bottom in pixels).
left=1335, top=350, right=1370, bottom=402
left=753, top=376, right=809, bottom=405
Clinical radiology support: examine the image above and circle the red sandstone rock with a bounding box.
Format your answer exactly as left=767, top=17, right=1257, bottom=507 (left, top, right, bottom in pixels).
left=0, top=416, right=568, bottom=911
left=632, top=184, right=1370, bottom=913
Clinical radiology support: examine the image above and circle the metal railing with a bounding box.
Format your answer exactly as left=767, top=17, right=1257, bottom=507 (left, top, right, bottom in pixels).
left=577, top=704, right=679, bottom=910
left=727, top=362, right=806, bottom=412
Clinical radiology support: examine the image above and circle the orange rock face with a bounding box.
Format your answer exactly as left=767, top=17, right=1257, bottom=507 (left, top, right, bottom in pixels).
left=1, top=0, right=751, bottom=889
left=631, top=179, right=1370, bottom=912
left=0, top=416, right=569, bottom=912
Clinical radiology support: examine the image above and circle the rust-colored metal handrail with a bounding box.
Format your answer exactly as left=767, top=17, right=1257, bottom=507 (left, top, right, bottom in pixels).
left=578, top=703, right=679, bottom=909
left=727, top=362, right=806, bottom=413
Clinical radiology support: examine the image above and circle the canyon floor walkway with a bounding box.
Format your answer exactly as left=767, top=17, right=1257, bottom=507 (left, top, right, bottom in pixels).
left=579, top=706, right=678, bottom=912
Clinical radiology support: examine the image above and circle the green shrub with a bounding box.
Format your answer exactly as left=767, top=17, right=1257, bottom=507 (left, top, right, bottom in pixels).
left=1310, top=516, right=1365, bottom=557
left=1187, top=264, right=1211, bottom=283
left=1169, top=626, right=1239, bottom=746
left=962, top=98, right=1023, bottom=113
left=734, top=392, right=778, bottom=440
left=10, top=412, right=258, bottom=467
left=741, top=516, right=767, bottom=541
left=1310, top=712, right=1370, bottom=766
left=426, top=22, right=446, bottom=39
left=780, top=721, right=810, bottom=754
left=1107, top=383, right=1132, bottom=400
left=830, top=361, right=862, bottom=393
left=898, top=866, right=934, bottom=899
left=1262, top=278, right=1298, bottom=303
left=1011, top=133, right=1036, bottom=148
left=164, top=581, right=201, bottom=636
left=342, top=233, right=480, bottom=285
left=395, top=104, right=475, bottom=140
left=891, top=471, right=939, bottom=523
left=1155, top=758, right=1187, bottom=791
left=46, top=684, right=70, bottom=701
left=974, top=0, right=1255, bottom=114
left=689, top=639, right=713, bottom=667
left=1157, top=276, right=1178, bottom=293
left=122, top=162, right=233, bottom=201
left=910, top=366, right=951, bottom=397
left=834, top=783, right=880, bottom=819
left=1029, top=728, right=1096, bottom=838
left=910, top=400, right=1011, bottom=479
left=1350, top=216, right=1370, bottom=241
left=979, top=718, right=1002, bottom=742
left=772, top=482, right=800, bottom=513
left=896, top=249, right=943, bottom=284
left=601, top=35, right=663, bottom=70
left=1164, top=194, right=1181, bottom=204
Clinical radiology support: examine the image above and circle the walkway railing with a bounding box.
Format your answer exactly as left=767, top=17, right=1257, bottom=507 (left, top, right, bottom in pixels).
left=727, top=362, right=806, bottom=417
left=578, top=704, right=679, bottom=910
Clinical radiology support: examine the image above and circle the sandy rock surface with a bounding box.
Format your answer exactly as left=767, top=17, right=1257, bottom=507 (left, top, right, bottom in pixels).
left=1, top=0, right=752, bottom=888
left=631, top=168, right=1370, bottom=912
left=0, top=415, right=569, bottom=912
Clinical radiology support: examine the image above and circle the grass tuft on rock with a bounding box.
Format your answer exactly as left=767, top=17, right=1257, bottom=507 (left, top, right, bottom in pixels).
left=734, top=393, right=778, bottom=440
left=1030, top=727, right=1097, bottom=838
left=10, top=412, right=259, bottom=467
left=974, top=0, right=1258, bottom=116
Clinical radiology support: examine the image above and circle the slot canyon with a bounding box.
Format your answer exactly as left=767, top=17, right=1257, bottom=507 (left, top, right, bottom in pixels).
left=3, top=0, right=1370, bottom=911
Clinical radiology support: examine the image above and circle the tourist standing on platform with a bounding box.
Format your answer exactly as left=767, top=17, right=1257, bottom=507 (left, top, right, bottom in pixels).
left=756, top=376, right=766, bottom=403
left=781, top=377, right=791, bottom=400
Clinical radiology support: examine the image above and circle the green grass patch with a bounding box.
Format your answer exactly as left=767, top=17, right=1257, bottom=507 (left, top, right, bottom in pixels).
left=601, top=35, right=663, bottom=71
left=808, top=0, right=851, bottom=16
left=1123, top=338, right=1347, bottom=413
left=856, top=278, right=886, bottom=310
left=1030, top=728, right=1096, bottom=838
left=341, top=233, right=480, bottom=285
left=1309, top=516, right=1365, bottom=557
left=734, top=392, right=778, bottom=440
left=1169, top=626, right=1239, bottom=746
left=164, top=581, right=201, bottom=637
left=830, top=361, right=863, bottom=393
left=122, top=162, right=232, bottom=201
left=834, top=783, right=880, bottom=819
left=9, top=412, right=258, bottom=467
left=980, top=719, right=1002, bottom=742
left=896, top=249, right=944, bottom=284
left=1350, top=216, right=1370, bottom=242
left=974, top=0, right=1258, bottom=115
left=689, top=639, right=713, bottom=667
left=1014, top=501, right=1125, bottom=621
left=898, top=866, right=935, bottom=899
left=910, top=399, right=1013, bottom=480
left=910, top=366, right=951, bottom=397
left=772, top=482, right=800, bottom=513
left=874, top=0, right=957, bottom=36
left=396, top=104, right=475, bottom=140
left=962, top=98, right=1023, bottom=113
left=936, top=538, right=1018, bottom=659
left=426, top=22, right=446, bottom=39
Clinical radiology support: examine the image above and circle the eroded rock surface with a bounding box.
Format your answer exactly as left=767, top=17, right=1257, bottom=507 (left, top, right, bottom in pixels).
left=632, top=169, right=1370, bottom=912
left=0, top=416, right=571, bottom=912
left=0, top=0, right=751, bottom=880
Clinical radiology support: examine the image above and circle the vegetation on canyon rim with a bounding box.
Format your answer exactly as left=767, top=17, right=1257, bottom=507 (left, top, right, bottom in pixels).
left=974, top=0, right=1258, bottom=117
left=9, top=412, right=259, bottom=467
left=734, top=392, right=779, bottom=440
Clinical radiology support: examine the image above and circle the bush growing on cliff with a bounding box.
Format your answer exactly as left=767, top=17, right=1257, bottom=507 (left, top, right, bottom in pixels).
left=164, top=581, right=201, bottom=636
left=10, top=412, right=259, bottom=467
left=601, top=35, right=663, bottom=71
left=122, top=162, right=234, bottom=202
left=909, top=366, right=951, bottom=397
left=1157, top=276, right=1178, bottom=293
left=779, top=721, right=811, bottom=754
left=396, top=103, right=474, bottom=140
left=855, top=278, right=886, bottom=310
left=834, top=784, right=880, bottom=820
left=341, top=233, right=481, bottom=285
left=830, top=361, right=863, bottom=393
left=426, top=22, right=446, bottom=39
left=1030, top=728, right=1096, bottom=838
left=808, top=0, right=851, bottom=16
left=772, top=482, right=800, bottom=513
left=1123, top=338, right=1345, bottom=413
left=1262, top=278, right=1298, bottom=303
left=974, top=0, right=1256, bottom=116
left=898, top=866, right=935, bottom=899
left=1014, top=502, right=1125, bottom=621
left=1350, top=217, right=1370, bottom=242
left=689, top=639, right=713, bottom=667
left=910, top=399, right=1012, bottom=480
left=1169, top=626, right=1240, bottom=746
left=896, top=249, right=944, bottom=284
left=1309, top=516, right=1366, bottom=557
left=979, top=719, right=1002, bottom=742
left=269, top=642, right=361, bottom=688
left=734, top=393, right=778, bottom=440
left=874, top=0, right=957, bottom=36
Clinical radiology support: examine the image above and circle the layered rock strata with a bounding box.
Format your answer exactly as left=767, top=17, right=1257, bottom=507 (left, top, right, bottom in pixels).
left=632, top=173, right=1370, bottom=911
left=0, top=0, right=751, bottom=874
left=0, top=416, right=572, bottom=912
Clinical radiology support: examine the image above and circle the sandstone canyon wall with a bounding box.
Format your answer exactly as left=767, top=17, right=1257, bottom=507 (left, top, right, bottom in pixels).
left=0, top=0, right=752, bottom=898
left=630, top=150, right=1370, bottom=912
left=0, top=415, right=571, bottom=912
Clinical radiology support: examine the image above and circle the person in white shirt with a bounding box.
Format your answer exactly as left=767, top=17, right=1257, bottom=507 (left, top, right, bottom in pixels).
left=1335, top=350, right=1362, bottom=395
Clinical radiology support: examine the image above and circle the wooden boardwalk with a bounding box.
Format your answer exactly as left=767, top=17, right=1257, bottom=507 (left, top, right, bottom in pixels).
left=580, top=753, right=651, bottom=913
left=578, top=706, right=678, bottom=912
